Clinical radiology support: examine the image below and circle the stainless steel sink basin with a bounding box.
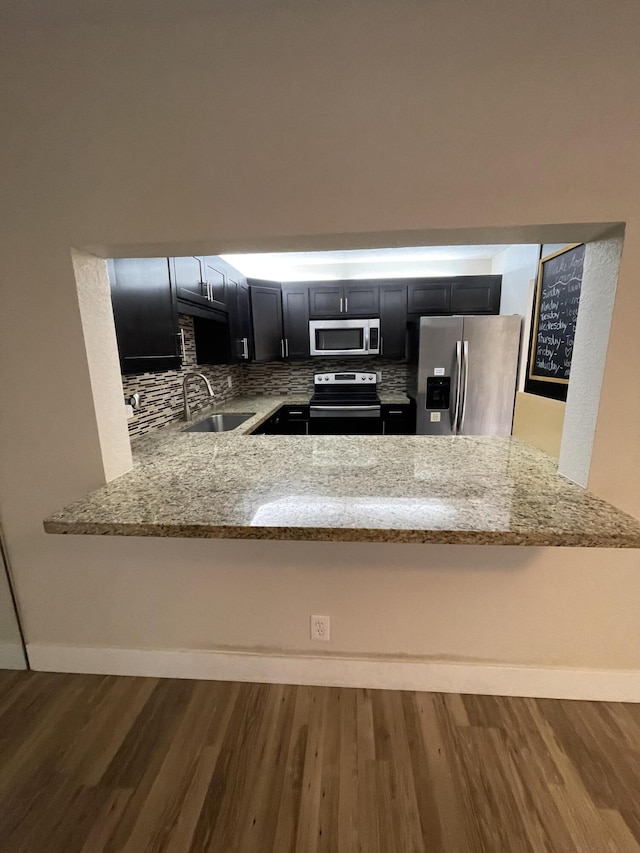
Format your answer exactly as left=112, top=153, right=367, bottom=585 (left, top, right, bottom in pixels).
left=184, top=413, right=255, bottom=433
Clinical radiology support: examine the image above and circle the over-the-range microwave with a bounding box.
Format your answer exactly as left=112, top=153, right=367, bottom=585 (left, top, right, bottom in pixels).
left=309, top=318, right=380, bottom=357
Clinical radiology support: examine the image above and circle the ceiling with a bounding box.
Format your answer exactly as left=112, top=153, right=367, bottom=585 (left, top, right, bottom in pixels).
left=222, top=244, right=516, bottom=282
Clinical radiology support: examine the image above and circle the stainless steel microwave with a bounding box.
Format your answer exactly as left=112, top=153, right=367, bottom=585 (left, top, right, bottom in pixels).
left=309, top=318, right=381, bottom=357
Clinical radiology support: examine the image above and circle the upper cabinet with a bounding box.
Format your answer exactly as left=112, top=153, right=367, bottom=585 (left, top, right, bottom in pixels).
left=110, top=261, right=503, bottom=372
left=249, top=280, right=284, bottom=362
left=228, top=277, right=253, bottom=362
left=308, top=282, right=379, bottom=318
left=109, top=257, right=182, bottom=374
left=379, top=283, right=408, bottom=359
left=172, top=255, right=228, bottom=314
left=407, top=276, right=501, bottom=317
left=450, top=276, right=501, bottom=314
left=281, top=283, right=310, bottom=359
left=342, top=282, right=380, bottom=316
left=407, top=280, right=451, bottom=315
left=308, top=283, right=343, bottom=318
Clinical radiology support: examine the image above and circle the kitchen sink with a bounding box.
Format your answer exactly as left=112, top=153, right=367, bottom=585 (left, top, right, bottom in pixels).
left=184, top=413, right=256, bottom=433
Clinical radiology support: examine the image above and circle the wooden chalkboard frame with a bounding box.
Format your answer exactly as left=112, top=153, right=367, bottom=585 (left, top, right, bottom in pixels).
left=528, top=243, right=584, bottom=385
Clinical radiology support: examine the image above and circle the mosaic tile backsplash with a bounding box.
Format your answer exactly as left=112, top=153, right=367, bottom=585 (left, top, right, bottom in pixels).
left=122, top=316, right=242, bottom=438
left=240, top=358, right=408, bottom=396
left=122, top=318, right=408, bottom=438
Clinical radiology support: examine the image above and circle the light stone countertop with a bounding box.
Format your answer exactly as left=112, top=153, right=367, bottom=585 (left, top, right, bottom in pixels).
left=43, top=394, right=640, bottom=547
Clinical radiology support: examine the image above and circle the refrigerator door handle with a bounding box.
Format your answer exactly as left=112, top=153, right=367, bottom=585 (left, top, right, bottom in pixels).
left=458, top=340, right=469, bottom=433
left=452, top=340, right=462, bottom=432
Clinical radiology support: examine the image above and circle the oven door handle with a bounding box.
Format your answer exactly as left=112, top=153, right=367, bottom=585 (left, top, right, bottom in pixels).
left=311, top=405, right=380, bottom=412
left=310, top=404, right=382, bottom=419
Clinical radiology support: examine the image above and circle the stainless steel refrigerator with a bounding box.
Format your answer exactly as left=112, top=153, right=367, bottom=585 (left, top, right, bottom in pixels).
left=407, top=315, right=521, bottom=436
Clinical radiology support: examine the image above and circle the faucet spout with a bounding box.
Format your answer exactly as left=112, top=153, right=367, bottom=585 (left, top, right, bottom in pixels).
left=182, top=372, right=217, bottom=421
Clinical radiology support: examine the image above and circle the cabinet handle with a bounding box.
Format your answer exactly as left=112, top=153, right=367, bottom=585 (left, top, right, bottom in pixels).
left=179, top=329, right=186, bottom=359
left=280, top=339, right=285, bottom=358
left=344, top=297, right=348, bottom=313
left=340, top=297, right=344, bottom=313
left=285, top=338, right=289, bottom=358
left=380, top=336, right=384, bottom=355
left=388, top=410, right=403, bottom=415
left=242, top=337, right=249, bottom=359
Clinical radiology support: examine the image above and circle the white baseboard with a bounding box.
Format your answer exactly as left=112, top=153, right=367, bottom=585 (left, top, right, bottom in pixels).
left=26, top=644, right=640, bottom=702
left=0, top=642, right=27, bottom=670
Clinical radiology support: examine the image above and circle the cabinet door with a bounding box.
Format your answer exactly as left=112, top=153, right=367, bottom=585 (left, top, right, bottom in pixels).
left=281, top=283, right=310, bottom=359
left=450, top=276, right=501, bottom=314
left=236, top=281, right=253, bottom=360
left=202, top=256, right=228, bottom=308
left=382, top=403, right=416, bottom=435
left=250, top=281, right=283, bottom=362
left=109, top=257, right=180, bottom=374
left=226, top=275, right=252, bottom=362
left=407, top=280, right=451, bottom=315
left=172, top=256, right=208, bottom=306
left=342, top=282, right=379, bottom=316
left=308, top=284, right=343, bottom=318
left=379, top=284, right=407, bottom=358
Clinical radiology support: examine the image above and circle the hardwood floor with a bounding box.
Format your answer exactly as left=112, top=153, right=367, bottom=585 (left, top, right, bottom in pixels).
left=1, top=671, right=640, bottom=852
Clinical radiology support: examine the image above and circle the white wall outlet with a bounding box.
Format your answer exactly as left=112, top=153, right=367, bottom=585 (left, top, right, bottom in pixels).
left=310, top=614, right=330, bottom=642
left=376, top=371, right=382, bottom=383
left=227, top=375, right=233, bottom=388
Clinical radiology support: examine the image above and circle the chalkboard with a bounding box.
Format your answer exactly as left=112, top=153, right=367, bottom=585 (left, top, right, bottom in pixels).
left=529, top=243, right=585, bottom=384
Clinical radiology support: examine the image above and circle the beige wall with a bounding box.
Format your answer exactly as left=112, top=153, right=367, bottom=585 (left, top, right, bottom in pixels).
left=1, top=0, right=640, bottom=674
left=513, top=393, right=566, bottom=459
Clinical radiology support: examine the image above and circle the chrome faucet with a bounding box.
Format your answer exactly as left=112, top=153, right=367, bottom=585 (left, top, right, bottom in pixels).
left=182, top=372, right=216, bottom=421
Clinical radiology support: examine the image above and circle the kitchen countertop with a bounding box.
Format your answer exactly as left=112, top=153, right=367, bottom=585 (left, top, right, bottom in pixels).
left=43, top=395, right=640, bottom=547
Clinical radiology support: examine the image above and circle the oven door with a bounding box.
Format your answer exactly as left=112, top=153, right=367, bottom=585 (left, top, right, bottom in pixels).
left=309, top=320, right=369, bottom=356
left=309, top=404, right=382, bottom=435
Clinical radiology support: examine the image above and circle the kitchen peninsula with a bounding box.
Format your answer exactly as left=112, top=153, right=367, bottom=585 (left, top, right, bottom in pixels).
left=44, top=395, right=640, bottom=547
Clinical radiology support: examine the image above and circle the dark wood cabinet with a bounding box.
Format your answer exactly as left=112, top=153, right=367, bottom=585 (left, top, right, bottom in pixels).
left=172, top=256, right=207, bottom=307
left=381, top=402, right=416, bottom=435
left=379, top=283, right=408, bottom=358
left=233, top=280, right=253, bottom=362
left=342, top=283, right=379, bottom=316
left=202, top=256, right=229, bottom=306
left=109, top=257, right=181, bottom=374
left=281, top=283, right=310, bottom=359
left=173, top=256, right=227, bottom=314
left=407, top=280, right=451, bottom=315
left=450, top=276, right=501, bottom=314
left=308, top=283, right=343, bottom=318
left=252, top=405, right=310, bottom=435
left=249, top=280, right=284, bottom=362
left=308, top=282, right=379, bottom=318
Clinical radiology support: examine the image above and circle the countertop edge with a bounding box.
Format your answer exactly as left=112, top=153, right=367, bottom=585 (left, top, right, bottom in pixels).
left=42, top=519, right=640, bottom=548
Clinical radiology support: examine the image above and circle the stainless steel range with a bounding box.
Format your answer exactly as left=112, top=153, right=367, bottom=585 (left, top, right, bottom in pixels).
left=310, top=372, right=381, bottom=433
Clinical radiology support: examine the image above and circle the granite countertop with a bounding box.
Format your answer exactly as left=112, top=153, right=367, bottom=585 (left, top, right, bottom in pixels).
left=43, top=394, right=640, bottom=547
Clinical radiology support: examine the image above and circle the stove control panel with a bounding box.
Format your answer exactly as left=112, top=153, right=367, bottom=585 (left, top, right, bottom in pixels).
left=314, top=372, right=377, bottom=384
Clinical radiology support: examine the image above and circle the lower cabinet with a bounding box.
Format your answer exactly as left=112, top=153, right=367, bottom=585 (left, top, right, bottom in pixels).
left=252, top=406, right=310, bottom=435
left=381, top=402, right=416, bottom=435
left=252, top=404, right=416, bottom=435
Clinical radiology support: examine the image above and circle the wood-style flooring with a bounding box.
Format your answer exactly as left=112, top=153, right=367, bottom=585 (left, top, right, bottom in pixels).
left=0, top=670, right=640, bottom=852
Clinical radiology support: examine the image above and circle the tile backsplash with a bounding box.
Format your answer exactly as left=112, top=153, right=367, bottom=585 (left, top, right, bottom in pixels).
left=241, top=358, right=408, bottom=396
left=122, top=315, right=242, bottom=438
left=123, top=323, right=408, bottom=439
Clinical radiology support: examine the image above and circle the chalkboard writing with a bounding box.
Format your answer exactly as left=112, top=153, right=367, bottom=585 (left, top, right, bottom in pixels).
left=529, top=244, right=585, bottom=384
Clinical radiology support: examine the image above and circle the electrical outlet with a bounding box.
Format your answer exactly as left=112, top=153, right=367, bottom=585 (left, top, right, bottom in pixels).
left=227, top=376, right=233, bottom=388
left=376, top=371, right=382, bottom=383
left=310, top=614, right=330, bottom=642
